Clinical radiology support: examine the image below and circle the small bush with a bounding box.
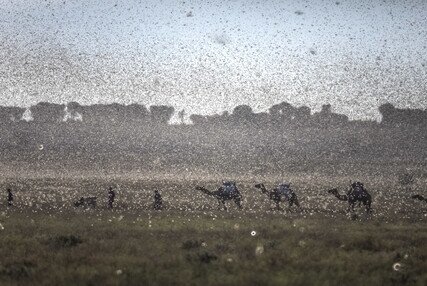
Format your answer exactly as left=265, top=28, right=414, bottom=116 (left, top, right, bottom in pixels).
left=197, top=252, right=218, bottom=264
left=185, top=252, right=218, bottom=264
left=344, top=236, right=382, bottom=252
left=390, top=273, right=414, bottom=286
left=48, top=235, right=83, bottom=249
left=0, top=261, right=35, bottom=280
left=181, top=239, right=201, bottom=250
left=264, top=240, right=279, bottom=250
left=215, top=243, right=230, bottom=252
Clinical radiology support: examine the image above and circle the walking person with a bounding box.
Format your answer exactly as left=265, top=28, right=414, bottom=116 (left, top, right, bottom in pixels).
left=154, top=190, right=163, bottom=210
left=108, top=187, right=115, bottom=209
left=6, top=189, right=13, bottom=207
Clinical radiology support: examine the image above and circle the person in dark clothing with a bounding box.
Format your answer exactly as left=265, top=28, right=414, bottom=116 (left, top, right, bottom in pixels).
left=154, top=190, right=163, bottom=210
left=7, top=189, right=13, bottom=207
left=108, top=187, right=115, bottom=209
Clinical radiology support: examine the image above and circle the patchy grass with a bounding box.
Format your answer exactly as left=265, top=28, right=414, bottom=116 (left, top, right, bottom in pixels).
left=47, top=235, right=83, bottom=249
left=0, top=210, right=426, bottom=286
left=0, top=177, right=426, bottom=285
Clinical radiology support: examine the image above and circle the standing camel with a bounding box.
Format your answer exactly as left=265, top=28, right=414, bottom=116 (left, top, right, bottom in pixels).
left=327, top=182, right=372, bottom=214
left=195, top=181, right=242, bottom=210
left=254, top=183, right=301, bottom=211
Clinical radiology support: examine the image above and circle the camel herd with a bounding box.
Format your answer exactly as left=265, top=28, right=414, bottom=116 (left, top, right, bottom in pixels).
left=194, top=181, right=425, bottom=214
left=196, top=181, right=301, bottom=211
left=3, top=182, right=426, bottom=214
left=196, top=182, right=362, bottom=213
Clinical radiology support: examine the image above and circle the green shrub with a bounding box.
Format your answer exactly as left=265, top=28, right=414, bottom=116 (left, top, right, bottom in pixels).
left=48, top=235, right=83, bottom=249
left=186, top=251, right=218, bottom=264
left=181, top=239, right=202, bottom=250
left=0, top=261, right=35, bottom=280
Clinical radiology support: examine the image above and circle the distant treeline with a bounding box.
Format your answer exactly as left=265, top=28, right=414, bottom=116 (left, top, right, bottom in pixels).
left=0, top=101, right=426, bottom=178
left=0, top=101, right=426, bottom=128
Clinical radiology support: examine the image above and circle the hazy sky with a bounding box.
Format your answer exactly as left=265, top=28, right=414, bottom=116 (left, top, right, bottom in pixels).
left=0, top=0, right=426, bottom=121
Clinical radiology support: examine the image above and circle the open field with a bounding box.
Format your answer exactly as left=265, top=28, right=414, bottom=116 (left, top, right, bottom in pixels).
left=0, top=178, right=426, bottom=285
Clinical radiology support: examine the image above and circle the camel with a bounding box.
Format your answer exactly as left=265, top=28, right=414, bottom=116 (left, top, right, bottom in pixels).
left=195, top=182, right=242, bottom=210
left=74, top=197, right=97, bottom=208
left=411, top=194, right=427, bottom=203
left=327, top=182, right=372, bottom=214
left=254, top=183, right=301, bottom=211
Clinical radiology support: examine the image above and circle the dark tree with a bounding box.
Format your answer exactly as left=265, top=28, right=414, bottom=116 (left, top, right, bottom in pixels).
left=79, top=103, right=134, bottom=124
left=294, top=106, right=311, bottom=125
left=0, top=106, right=25, bottom=123
left=313, top=103, right=348, bottom=127
left=66, top=102, right=84, bottom=122
left=190, top=114, right=207, bottom=125
left=150, top=105, right=175, bottom=124
left=30, top=102, right=66, bottom=123
left=125, top=103, right=149, bottom=122
left=232, top=105, right=255, bottom=123
left=378, top=103, right=427, bottom=126
left=379, top=103, right=396, bottom=125
left=268, top=101, right=297, bottom=125
left=321, top=104, right=332, bottom=114
left=269, top=101, right=296, bottom=117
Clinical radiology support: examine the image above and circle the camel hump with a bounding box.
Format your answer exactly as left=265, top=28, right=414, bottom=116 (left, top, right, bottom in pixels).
left=222, top=181, right=237, bottom=195
left=278, top=183, right=292, bottom=198
left=351, top=182, right=368, bottom=197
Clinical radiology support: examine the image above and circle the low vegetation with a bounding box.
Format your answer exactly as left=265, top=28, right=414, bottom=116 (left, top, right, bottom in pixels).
left=0, top=178, right=426, bottom=285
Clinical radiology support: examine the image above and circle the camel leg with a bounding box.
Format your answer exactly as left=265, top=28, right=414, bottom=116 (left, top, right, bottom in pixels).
left=217, top=200, right=223, bottom=210
left=234, top=198, right=242, bottom=210
left=348, top=202, right=355, bottom=213
left=221, top=200, right=227, bottom=211
left=288, top=194, right=301, bottom=211
left=294, top=196, right=302, bottom=210
left=364, top=200, right=372, bottom=214
left=292, top=195, right=301, bottom=209
left=286, top=199, right=293, bottom=212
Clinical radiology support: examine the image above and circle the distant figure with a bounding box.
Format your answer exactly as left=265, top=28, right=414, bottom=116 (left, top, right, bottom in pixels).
left=178, top=109, right=186, bottom=125
left=6, top=189, right=13, bottom=207
left=108, top=187, right=115, bottom=209
left=154, top=190, right=163, bottom=210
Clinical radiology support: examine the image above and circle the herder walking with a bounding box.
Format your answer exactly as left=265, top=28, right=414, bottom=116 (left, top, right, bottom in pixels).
left=7, top=189, right=13, bottom=207
left=108, top=187, right=115, bottom=209
left=154, top=190, right=163, bottom=210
